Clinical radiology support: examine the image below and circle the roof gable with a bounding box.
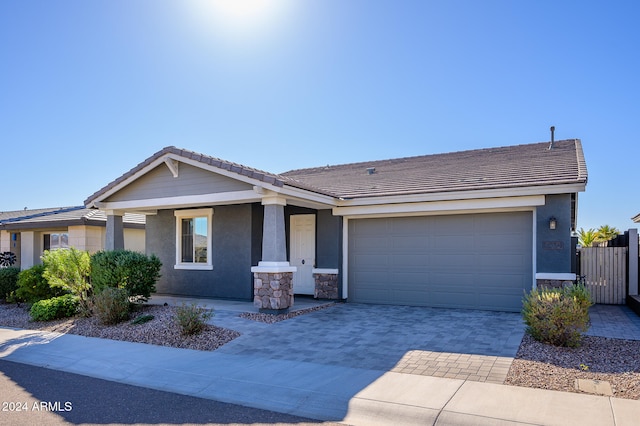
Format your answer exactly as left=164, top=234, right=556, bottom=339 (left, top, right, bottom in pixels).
left=84, top=146, right=293, bottom=207
left=105, top=161, right=253, bottom=203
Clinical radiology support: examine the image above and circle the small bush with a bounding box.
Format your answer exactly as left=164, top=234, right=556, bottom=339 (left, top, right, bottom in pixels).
left=522, top=283, right=593, bottom=347
left=91, top=250, right=162, bottom=303
left=92, top=287, right=131, bottom=325
left=131, top=314, right=154, bottom=325
left=0, top=267, right=20, bottom=300
left=175, top=303, right=213, bottom=336
left=30, top=294, right=79, bottom=321
left=42, top=248, right=92, bottom=315
left=11, top=265, right=67, bottom=304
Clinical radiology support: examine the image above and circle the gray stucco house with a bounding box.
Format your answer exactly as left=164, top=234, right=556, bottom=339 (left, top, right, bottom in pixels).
left=84, top=138, right=587, bottom=312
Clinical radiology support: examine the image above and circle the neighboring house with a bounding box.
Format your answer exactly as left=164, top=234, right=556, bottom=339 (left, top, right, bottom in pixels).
left=84, top=139, right=587, bottom=312
left=633, top=213, right=640, bottom=224
left=0, top=206, right=145, bottom=269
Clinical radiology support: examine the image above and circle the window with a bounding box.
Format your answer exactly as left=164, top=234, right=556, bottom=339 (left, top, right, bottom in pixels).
left=174, top=208, right=213, bottom=270
left=44, top=233, right=69, bottom=251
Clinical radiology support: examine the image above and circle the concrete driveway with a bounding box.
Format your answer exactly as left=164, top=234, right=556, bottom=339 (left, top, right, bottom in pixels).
left=212, top=302, right=525, bottom=383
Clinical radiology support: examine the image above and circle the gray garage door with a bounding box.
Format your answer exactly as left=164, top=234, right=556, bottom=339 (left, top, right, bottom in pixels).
left=348, top=212, right=533, bottom=312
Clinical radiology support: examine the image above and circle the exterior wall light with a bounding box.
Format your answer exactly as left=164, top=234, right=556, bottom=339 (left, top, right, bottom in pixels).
left=549, top=217, right=557, bottom=230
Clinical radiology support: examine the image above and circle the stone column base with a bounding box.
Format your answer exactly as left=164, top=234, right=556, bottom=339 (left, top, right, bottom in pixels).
left=536, top=279, right=574, bottom=289
left=252, top=271, right=294, bottom=313
left=313, top=268, right=339, bottom=300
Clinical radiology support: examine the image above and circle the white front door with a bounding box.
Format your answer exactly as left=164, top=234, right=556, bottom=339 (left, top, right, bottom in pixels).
left=290, top=214, right=315, bottom=295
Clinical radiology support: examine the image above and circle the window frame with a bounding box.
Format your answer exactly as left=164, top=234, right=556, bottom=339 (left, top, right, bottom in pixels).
left=174, top=208, right=213, bottom=270
left=44, top=232, right=69, bottom=251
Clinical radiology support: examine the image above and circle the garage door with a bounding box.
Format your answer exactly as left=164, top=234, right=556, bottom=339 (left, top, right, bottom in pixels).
left=348, top=212, right=532, bottom=312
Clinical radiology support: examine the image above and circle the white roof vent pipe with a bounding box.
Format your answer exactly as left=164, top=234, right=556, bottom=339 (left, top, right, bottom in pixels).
left=548, top=126, right=555, bottom=150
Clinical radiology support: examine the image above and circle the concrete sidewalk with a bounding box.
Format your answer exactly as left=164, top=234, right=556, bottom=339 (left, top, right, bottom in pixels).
left=0, top=326, right=638, bottom=426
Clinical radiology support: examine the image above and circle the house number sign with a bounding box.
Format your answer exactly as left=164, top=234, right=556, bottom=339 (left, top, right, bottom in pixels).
left=543, top=241, right=564, bottom=250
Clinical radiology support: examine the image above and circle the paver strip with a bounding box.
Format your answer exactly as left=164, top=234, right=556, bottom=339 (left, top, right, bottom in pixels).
left=391, top=349, right=515, bottom=383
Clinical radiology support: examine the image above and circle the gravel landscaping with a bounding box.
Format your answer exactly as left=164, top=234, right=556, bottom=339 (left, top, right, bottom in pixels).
left=0, top=303, right=239, bottom=351
left=239, top=303, right=335, bottom=323
left=505, top=334, right=640, bottom=400
left=1, top=302, right=638, bottom=400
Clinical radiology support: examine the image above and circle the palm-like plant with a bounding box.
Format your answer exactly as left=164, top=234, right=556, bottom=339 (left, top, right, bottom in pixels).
left=577, top=228, right=599, bottom=247
left=596, top=225, right=620, bottom=242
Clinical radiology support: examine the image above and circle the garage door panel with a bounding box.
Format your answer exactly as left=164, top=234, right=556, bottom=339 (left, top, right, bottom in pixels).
left=392, top=236, right=428, bottom=250
left=430, top=254, right=477, bottom=269
left=390, top=254, right=429, bottom=269
left=392, top=290, right=432, bottom=306
left=477, top=254, right=529, bottom=270
left=348, top=212, right=532, bottom=312
left=352, top=288, right=390, bottom=304
left=479, top=235, right=529, bottom=251
left=432, top=235, right=469, bottom=249
left=433, top=216, right=475, bottom=233
left=352, top=254, right=389, bottom=269
left=391, top=271, right=428, bottom=286
left=391, top=217, right=430, bottom=234
left=352, top=237, right=389, bottom=252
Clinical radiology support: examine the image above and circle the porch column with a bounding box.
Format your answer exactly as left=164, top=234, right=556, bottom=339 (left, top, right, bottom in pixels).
left=251, top=195, right=296, bottom=313
left=20, top=231, right=38, bottom=269
left=261, top=201, right=287, bottom=262
left=105, top=211, right=124, bottom=250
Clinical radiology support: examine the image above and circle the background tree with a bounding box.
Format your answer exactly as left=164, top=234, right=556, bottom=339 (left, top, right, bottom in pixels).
left=577, top=228, right=599, bottom=247
left=596, top=225, right=620, bottom=242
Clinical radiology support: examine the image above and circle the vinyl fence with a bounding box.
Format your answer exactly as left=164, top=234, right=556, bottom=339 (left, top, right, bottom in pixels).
left=579, top=247, right=627, bottom=304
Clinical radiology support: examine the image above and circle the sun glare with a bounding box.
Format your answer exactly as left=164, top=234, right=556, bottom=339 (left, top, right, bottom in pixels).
left=188, top=0, right=291, bottom=39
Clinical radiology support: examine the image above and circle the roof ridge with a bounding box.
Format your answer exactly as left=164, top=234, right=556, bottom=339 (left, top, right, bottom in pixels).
left=281, top=139, right=578, bottom=175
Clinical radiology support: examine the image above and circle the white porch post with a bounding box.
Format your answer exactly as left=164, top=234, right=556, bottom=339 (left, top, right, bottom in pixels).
left=20, top=231, right=38, bottom=269
left=105, top=210, right=124, bottom=251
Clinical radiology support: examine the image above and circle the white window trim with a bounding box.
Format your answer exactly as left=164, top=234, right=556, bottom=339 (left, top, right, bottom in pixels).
left=174, top=208, right=213, bottom=270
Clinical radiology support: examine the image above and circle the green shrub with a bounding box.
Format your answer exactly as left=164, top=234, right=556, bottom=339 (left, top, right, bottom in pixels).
left=30, top=294, right=79, bottom=321
left=10, top=265, right=67, bottom=304
left=0, top=267, right=20, bottom=300
left=522, top=283, right=593, bottom=347
left=42, top=248, right=92, bottom=315
left=91, top=250, right=161, bottom=303
left=175, top=303, right=213, bottom=336
left=92, top=287, right=130, bottom=325
left=131, top=314, right=154, bottom=325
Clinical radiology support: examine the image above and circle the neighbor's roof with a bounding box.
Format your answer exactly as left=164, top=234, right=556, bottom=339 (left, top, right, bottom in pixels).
left=0, top=206, right=145, bottom=230
left=633, top=213, right=640, bottom=223
left=85, top=139, right=587, bottom=205
left=282, top=139, right=587, bottom=199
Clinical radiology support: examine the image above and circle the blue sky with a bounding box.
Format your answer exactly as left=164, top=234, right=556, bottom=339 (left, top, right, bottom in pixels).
left=1, top=1, right=638, bottom=232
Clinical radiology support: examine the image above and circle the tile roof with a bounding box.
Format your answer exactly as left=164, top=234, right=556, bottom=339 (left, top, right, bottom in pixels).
left=281, top=139, right=587, bottom=199
left=85, top=139, right=587, bottom=206
left=0, top=206, right=145, bottom=229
